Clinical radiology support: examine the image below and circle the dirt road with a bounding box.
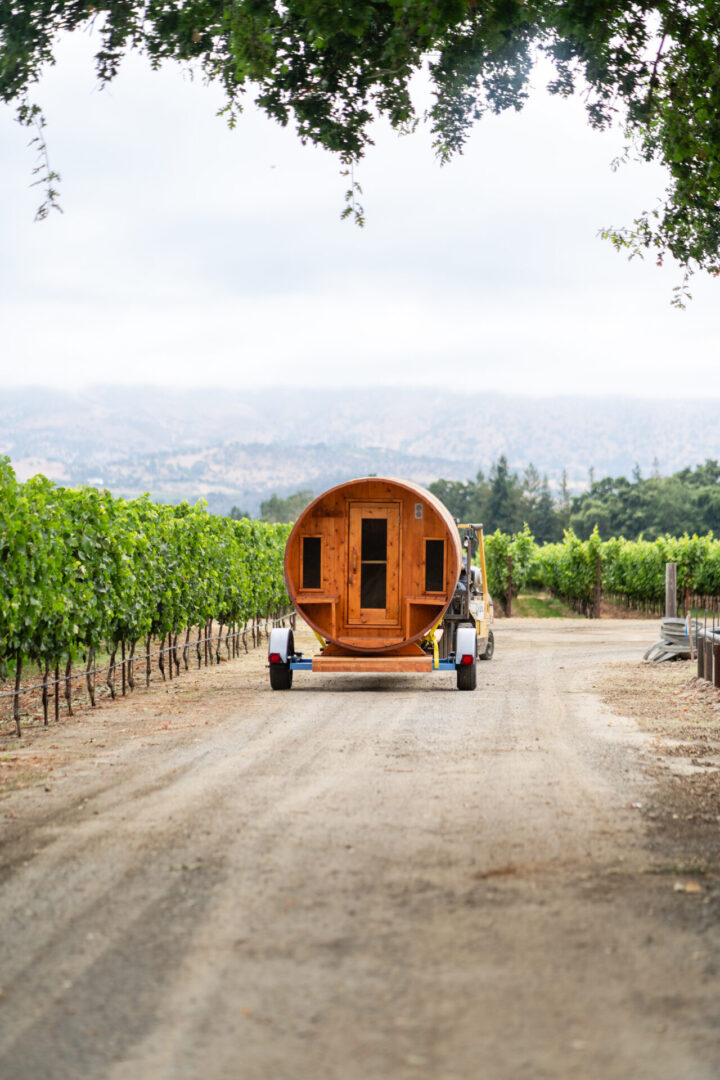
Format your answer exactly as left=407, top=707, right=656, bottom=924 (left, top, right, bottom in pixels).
left=1, top=620, right=719, bottom=1079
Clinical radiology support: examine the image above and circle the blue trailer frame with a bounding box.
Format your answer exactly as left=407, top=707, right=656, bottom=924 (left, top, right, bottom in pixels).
left=288, top=653, right=459, bottom=672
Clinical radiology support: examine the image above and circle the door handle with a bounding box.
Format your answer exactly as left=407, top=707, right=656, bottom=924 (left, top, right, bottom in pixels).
left=352, top=547, right=358, bottom=574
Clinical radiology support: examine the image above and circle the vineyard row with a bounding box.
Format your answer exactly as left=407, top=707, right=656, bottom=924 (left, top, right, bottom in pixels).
left=0, top=458, right=291, bottom=736
left=5, top=452, right=720, bottom=734
left=484, top=526, right=720, bottom=615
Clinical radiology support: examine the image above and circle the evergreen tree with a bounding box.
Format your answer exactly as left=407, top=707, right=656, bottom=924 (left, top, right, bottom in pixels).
left=486, top=456, right=524, bottom=533
left=532, top=477, right=559, bottom=545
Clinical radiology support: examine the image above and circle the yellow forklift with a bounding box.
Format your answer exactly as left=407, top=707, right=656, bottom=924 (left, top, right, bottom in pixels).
left=428, top=523, right=494, bottom=689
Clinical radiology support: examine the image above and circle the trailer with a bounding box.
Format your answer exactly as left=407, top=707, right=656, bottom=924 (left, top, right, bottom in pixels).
left=268, top=476, right=494, bottom=691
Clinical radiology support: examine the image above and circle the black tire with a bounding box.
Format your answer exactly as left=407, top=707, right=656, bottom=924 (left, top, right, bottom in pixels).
left=269, top=663, right=293, bottom=690
left=456, top=659, right=477, bottom=691
left=479, top=630, right=494, bottom=661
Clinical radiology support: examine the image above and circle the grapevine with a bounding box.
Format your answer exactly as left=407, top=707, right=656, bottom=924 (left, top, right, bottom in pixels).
left=0, top=458, right=291, bottom=736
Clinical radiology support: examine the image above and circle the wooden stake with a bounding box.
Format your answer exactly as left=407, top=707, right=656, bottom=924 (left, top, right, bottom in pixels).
left=42, top=658, right=50, bottom=725
left=65, top=654, right=73, bottom=716
left=158, top=635, right=166, bottom=681
left=107, top=645, right=117, bottom=699
left=86, top=649, right=96, bottom=707
left=13, top=652, right=22, bottom=738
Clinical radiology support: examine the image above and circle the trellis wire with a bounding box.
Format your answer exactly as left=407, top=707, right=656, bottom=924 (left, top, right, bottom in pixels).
left=1, top=609, right=296, bottom=705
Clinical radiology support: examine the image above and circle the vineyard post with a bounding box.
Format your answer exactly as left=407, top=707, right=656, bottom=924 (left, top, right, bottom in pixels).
left=42, top=658, right=50, bottom=725
left=128, top=641, right=135, bottom=691
left=665, top=563, right=677, bottom=618
left=183, top=627, right=191, bottom=670
left=699, top=605, right=707, bottom=677
left=54, top=663, right=59, bottom=722
left=86, top=650, right=95, bottom=707
left=107, top=645, right=117, bottom=698
left=708, top=601, right=716, bottom=682
left=64, top=654, right=73, bottom=715
left=13, top=651, right=22, bottom=738
left=158, top=635, right=165, bottom=681
left=506, top=556, right=512, bottom=618
left=594, top=555, right=602, bottom=619
left=196, top=626, right=202, bottom=668
left=145, top=634, right=151, bottom=688
left=121, top=639, right=126, bottom=696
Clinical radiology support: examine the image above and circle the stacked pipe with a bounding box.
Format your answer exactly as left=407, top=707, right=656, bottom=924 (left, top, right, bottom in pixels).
left=643, top=618, right=701, bottom=664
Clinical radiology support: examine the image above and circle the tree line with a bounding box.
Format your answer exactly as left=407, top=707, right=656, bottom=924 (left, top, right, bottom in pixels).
left=230, top=490, right=314, bottom=525
left=243, top=458, right=720, bottom=541
left=431, top=457, right=720, bottom=543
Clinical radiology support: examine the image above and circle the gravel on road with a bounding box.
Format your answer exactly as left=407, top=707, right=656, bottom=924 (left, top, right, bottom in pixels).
left=1, top=618, right=719, bottom=1080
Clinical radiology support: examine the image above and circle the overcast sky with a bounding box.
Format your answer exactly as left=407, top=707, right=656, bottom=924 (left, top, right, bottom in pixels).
left=1, top=32, right=719, bottom=398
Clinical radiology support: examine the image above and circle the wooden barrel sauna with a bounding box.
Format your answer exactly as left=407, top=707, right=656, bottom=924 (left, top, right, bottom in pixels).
left=284, top=477, right=463, bottom=655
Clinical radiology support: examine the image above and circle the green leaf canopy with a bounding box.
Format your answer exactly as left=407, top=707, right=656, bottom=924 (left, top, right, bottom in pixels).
left=2, top=2, right=720, bottom=273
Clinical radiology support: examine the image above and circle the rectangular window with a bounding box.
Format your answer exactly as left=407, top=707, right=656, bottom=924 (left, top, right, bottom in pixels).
left=302, top=536, right=322, bottom=590
left=360, top=517, right=388, bottom=608
left=361, top=562, right=387, bottom=608
left=361, top=518, right=387, bottom=561
left=425, top=539, right=445, bottom=592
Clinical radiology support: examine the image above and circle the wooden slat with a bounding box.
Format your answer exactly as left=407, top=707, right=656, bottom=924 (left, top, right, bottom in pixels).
left=294, top=594, right=340, bottom=604
left=312, top=655, right=432, bottom=673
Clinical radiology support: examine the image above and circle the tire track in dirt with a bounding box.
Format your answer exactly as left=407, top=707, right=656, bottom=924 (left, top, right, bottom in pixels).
left=1, top=620, right=719, bottom=1080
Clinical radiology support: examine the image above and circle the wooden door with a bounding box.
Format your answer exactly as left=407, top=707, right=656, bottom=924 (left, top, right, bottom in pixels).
left=347, top=502, right=400, bottom=625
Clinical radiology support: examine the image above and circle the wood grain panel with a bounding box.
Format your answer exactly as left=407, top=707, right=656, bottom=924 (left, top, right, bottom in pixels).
left=285, top=476, right=461, bottom=654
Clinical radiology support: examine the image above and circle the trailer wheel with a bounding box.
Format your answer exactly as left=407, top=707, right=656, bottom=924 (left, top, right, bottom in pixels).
left=269, top=663, right=293, bottom=690
left=479, top=630, right=494, bottom=661
left=456, top=659, right=477, bottom=691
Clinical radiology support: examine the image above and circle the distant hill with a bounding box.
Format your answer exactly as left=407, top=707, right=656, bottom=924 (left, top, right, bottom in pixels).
left=2, top=385, right=718, bottom=514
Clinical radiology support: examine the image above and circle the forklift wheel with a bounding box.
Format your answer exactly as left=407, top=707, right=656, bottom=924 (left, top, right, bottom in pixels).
left=456, top=659, right=477, bottom=691
left=269, top=663, right=293, bottom=690
left=479, top=630, right=494, bottom=661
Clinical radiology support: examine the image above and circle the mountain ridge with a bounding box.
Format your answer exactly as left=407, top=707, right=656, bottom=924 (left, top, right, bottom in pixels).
left=3, top=386, right=718, bottom=514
